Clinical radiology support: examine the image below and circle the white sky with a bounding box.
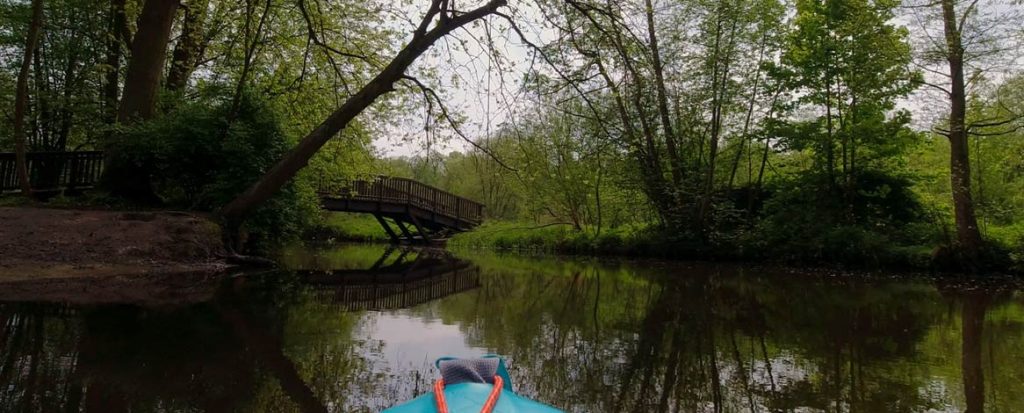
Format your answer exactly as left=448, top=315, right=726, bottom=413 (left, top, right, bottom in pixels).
left=371, top=1, right=554, bottom=158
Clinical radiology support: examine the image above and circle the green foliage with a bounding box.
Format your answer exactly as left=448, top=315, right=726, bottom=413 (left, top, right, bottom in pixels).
left=106, top=90, right=319, bottom=244
left=450, top=222, right=659, bottom=256
left=0, top=0, right=112, bottom=153
left=308, top=212, right=391, bottom=243
left=754, top=170, right=933, bottom=265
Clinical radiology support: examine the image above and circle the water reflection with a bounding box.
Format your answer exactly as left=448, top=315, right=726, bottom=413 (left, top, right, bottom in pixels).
left=297, top=247, right=481, bottom=311
left=1, top=244, right=1022, bottom=412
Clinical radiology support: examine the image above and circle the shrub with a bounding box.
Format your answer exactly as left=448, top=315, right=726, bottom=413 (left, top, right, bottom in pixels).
left=105, top=91, right=319, bottom=246
left=754, top=170, right=933, bottom=266
left=983, top=222, right=1024, bottom=272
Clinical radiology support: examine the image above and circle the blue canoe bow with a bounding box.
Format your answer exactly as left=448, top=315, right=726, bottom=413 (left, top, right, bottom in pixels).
left=383, top=356, right=563, bottom=413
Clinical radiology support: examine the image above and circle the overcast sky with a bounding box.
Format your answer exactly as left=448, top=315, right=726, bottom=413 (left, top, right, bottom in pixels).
left=370, top=1, right=554, bottom=158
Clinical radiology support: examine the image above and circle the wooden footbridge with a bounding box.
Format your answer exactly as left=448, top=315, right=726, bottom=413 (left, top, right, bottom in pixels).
left=1, top=152, right=485, bottom=244
left=319, top=176, right=485, bottom=244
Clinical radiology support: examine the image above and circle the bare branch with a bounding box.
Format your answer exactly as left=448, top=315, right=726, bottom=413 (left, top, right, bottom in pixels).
left=401, top=75, right=519, bottom=173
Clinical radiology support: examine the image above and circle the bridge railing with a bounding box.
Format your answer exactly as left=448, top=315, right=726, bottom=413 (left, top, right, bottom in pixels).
left=0, top=151, right=104, bottom=192
left=338, top=176, right=485, bottom=223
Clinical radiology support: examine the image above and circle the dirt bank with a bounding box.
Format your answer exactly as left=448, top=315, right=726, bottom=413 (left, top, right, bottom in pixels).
left=0, top=207, right=230, bottom=282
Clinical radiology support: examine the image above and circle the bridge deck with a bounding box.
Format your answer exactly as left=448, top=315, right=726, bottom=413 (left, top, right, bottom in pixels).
left=320, top=177, right=485, bottom=244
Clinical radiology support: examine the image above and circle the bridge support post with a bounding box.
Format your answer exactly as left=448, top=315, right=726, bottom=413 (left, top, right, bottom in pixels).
left=373, top=214, right=400, bottom=244
left=408, top=214, right=432, bottom=244
left=393, top=220, right=416, bottom=243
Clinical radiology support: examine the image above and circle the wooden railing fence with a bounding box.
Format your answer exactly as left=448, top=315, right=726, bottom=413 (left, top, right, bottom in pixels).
left=0, top=151, right=104, bottom=192
left=333, top=176, right=485, bottom=224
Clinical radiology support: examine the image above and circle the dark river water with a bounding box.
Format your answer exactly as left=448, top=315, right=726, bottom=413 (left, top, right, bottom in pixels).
left=2, top=244, right=1023, bottom=412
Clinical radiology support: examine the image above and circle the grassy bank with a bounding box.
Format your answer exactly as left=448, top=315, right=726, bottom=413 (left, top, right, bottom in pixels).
left=449, top=221, right=1024, bottom=273
left=306, top=212, right=391, bottom=243
left=449, top=222, right=666, bottom=256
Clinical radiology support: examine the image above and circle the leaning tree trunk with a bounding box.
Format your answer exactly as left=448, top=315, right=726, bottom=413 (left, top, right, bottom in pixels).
left=220, top=0, right=508, bottom=237
left=13, top=0, right=45, bottom=197
left=941, top=0, right=984, bottom=264
left=116, top=0, right=178, bottom=121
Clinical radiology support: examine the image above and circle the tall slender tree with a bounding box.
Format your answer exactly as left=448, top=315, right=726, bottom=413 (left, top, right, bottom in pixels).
left=941, top=0, right=983, bottom=259
left=782, top=0, right=915, bottom=199
left=103, top=0, right=129, bottom=123
left=906, top=0, right=1022, bottom=264
left=13, top=0, right=46, bottom=197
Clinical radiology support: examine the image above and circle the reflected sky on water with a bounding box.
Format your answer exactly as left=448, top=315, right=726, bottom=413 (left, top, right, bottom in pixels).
left=1, top=243, right=1023, bottom=412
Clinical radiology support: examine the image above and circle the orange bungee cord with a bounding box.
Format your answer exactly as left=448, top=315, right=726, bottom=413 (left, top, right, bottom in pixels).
left=433, top=375, right=504, bottom=413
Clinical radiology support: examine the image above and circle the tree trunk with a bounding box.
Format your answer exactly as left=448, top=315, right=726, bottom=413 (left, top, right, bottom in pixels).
left=117, top=0, right=179, bottom=122
left=941, top=0, right=984, bottom=262
left=165, top=0, right=209, bottom=93
left=13, top=0, right=45, bottom=197
left=105, top=0, right=178, bottom=202
left=644, top=0, right=682, bottom=187
left=823, top=20, right=837, bottom=191
left=229, top=0, right=272, bottom=116
left=32, top=45, right=49, bottom=147
left=728, top=31, right=768, bottom=189
left=749, top=89, right=782, bottom=215
left=699, top=5, right=738, bottom=229
left=220, top=0, right=508, bottom=234
left=961, top=293, right=988, bottom=413
left=103, top=0, right=127, bottom=123
left=824, top=69, right=837, bottom=190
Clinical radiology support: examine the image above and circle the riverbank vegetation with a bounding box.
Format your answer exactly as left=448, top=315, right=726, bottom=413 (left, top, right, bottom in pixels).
left=0, top=0, right=1021, bottom=271
left=386, top=0, right=1024, bottom=272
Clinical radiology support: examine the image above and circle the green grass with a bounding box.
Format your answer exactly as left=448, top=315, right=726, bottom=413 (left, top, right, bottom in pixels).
left=987, top=222, right=1024, bottom=248
left=985, top=222, right=1024, bottom=271
left=449, top=221, right=686, bottom=257
left=451, top=219, right=1024, bottom=273
left=308, top=212, right=391, bottom=243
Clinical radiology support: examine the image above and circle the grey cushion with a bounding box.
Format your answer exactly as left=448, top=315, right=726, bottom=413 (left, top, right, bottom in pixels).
left=438, top=358, right=500, bottom=385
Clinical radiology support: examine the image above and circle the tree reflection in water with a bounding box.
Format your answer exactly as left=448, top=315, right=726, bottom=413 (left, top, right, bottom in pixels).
left=1, top=244, right=1023, bottom=412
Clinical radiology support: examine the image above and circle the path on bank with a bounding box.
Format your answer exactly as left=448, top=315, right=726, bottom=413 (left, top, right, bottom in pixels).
left=0, top=207, right=228, bottom=281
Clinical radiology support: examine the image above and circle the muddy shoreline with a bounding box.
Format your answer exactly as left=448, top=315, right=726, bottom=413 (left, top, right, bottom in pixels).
left=0, top=207, right=232, bottom=283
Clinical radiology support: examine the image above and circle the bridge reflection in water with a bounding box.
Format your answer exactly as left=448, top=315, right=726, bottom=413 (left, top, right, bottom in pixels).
left=297, top=247, right=481, bottom=311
